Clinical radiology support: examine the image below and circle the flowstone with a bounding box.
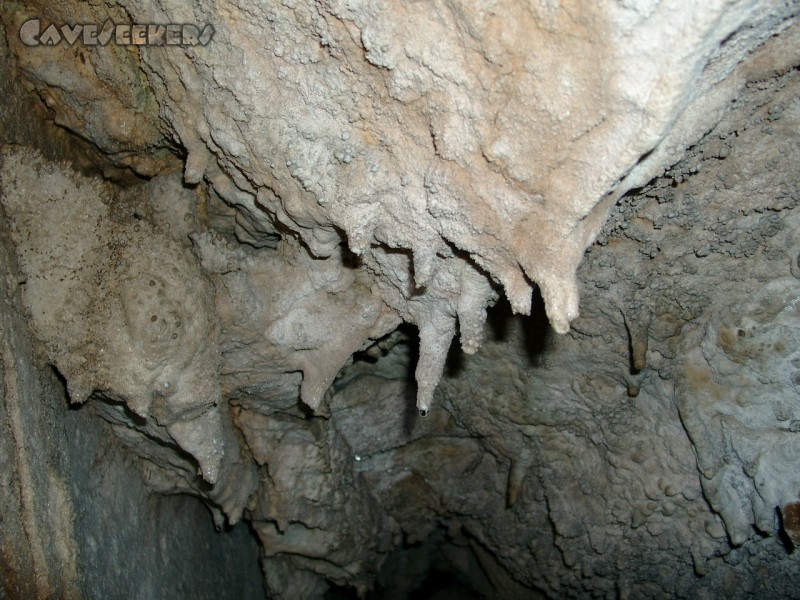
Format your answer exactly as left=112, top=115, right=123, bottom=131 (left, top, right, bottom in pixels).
left=0, top=150, right=256, bottom=521
left=1, top=1, right=800, bottom=598
left=5, top=0, right=795, bottom=412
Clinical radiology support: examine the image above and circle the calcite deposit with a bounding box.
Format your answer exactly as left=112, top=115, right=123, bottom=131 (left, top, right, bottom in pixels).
left=0, top=150, right=257, bottom=522
left=1, top=0, right=799, bottom=598
left=6, top=0, right=793, bottom=414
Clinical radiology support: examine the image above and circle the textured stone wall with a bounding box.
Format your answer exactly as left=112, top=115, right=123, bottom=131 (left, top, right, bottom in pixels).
left=0, top=186, right=265, bottom=600
left=0, top=20, right=263, bottom=600
left=1, top=1, right=799, bottom=598
left=5, top=0, right=794, bottom=412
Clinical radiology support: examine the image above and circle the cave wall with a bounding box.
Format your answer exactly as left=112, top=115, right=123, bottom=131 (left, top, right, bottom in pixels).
left=0, top=21, right=264, bottom=600
left=409, top=57, right=800, bottom=598
left=1, top=1, right=800, bottom=599
left=0, top=200, right=265, bottom=600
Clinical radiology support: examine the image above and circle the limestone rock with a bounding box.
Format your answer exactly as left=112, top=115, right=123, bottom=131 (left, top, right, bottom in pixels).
left=1, top=1, right=800, bottom=598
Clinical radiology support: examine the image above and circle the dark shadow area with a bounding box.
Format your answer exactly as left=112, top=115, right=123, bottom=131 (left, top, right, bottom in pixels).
left=489, top=288, right=553, bottom=365
left=361, top=524, right=540, bottom=600
left=776, top=506, right=796, bottom=555
left=515, top=287, right=553, bottom=366
left=485, top=296, right=512, bottom=343
left=405, top=570, right=481, bottom=600
left=444, top=340, right=464, bottom=378
left=443, top=286, right=553, bottom=381
left=338, top=232, right=363, bottom=270
left=50, top=364, right=79, bottom=408
left=324, top=583, right=362, bottom=599
left=401, top=377, right=419, bottom=437
left=624, top=324, right=641, bottom=376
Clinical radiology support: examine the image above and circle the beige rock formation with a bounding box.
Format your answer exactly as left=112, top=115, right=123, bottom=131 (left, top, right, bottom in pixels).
left=1, top=1, right=799, bottom=598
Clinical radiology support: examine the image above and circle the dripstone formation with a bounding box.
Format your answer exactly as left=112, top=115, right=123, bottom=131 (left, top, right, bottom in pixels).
left=1, top=1, right=799, bottom=598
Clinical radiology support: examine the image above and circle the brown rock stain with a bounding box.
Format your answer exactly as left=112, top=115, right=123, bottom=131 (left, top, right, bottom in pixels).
left=781, top=501, right=800, bottom=545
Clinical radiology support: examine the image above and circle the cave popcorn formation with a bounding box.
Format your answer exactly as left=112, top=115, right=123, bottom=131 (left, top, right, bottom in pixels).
left=113, top=0, right=764, bottom=415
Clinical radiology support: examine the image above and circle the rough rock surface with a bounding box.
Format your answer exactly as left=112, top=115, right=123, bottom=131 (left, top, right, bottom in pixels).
left=5, top=0, right=796, bottom=412
left=0, top=191, right=264, bottom=600
left=0, top=150, right=258, bottom=523
left=1, top=1, right=800, bottom=599
left=411, top=61, right=800, bottom=595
